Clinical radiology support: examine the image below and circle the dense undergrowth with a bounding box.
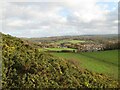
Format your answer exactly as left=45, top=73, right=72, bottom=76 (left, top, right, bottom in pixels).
left=1, top=33, right=119, bottom=89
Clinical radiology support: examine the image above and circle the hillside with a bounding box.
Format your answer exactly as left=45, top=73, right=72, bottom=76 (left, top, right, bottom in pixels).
left=51, top=50, right=119, bottom=79
left=25, top=34, right=118, bottom=43
left=1, top=33, right=119, bottom=89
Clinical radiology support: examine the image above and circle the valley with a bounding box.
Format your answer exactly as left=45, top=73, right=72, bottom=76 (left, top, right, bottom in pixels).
left=1, top=33, right=119, bottom=88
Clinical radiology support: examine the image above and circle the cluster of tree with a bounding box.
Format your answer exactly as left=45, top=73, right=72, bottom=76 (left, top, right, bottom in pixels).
left=1, top=33, right=119, bottom=89
left=103, top=41, right=120, bottom=50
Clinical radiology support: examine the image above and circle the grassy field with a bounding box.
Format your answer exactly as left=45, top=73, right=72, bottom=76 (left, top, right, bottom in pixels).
left=39, top=48, right=77, bottom=52
left=51, top=50, right=119, bottom=79
left=55, top=40, right=90, bottom=44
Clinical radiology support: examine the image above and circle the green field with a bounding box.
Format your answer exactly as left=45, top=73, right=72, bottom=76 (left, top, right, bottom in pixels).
left=39, top=48, right=77, bottom=52
left=55, top=40, right=90, bottom=44
left=51, top=50, right=119, bottom=79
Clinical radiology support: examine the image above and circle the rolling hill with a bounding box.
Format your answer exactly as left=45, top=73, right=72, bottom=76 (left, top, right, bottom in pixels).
left=1, top=33, right=119, bottom=89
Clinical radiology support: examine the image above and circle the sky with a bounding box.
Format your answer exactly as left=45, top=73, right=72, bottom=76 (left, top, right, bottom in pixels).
left=0, top=0, right=119, bottom=37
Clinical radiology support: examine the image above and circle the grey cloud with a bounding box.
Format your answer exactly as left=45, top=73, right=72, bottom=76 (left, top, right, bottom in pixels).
left=2, top=1, right=118, bottom=37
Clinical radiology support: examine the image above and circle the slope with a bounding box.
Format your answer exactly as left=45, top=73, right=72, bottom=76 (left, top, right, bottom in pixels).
left=1, top=33, right=119, bottom=89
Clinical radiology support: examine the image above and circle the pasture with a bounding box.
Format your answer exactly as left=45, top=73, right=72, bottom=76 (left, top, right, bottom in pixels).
left=39, top=48, right=77, bottom=52
left=51, top=50, right=119, bottom=79
left=55, top=40, right=91, bottom=44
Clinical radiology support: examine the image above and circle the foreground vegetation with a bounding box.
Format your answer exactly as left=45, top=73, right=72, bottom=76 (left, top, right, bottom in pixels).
left=1, top=33, right=119, bottom=88
left=51, top=50, right=119, bottom=80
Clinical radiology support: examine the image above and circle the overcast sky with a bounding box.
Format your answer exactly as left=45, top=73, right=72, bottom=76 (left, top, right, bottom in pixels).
left=0, top=0, right=119, bottom=37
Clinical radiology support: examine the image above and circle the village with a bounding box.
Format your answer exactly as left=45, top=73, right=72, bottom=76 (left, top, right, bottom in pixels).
left=37, top=40, right=107, bottom=52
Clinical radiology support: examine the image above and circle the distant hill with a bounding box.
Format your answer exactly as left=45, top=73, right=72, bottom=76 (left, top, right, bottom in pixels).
left=23, top=34, right=118, bottom=43
left=1, top=33, right=119, bottom=89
